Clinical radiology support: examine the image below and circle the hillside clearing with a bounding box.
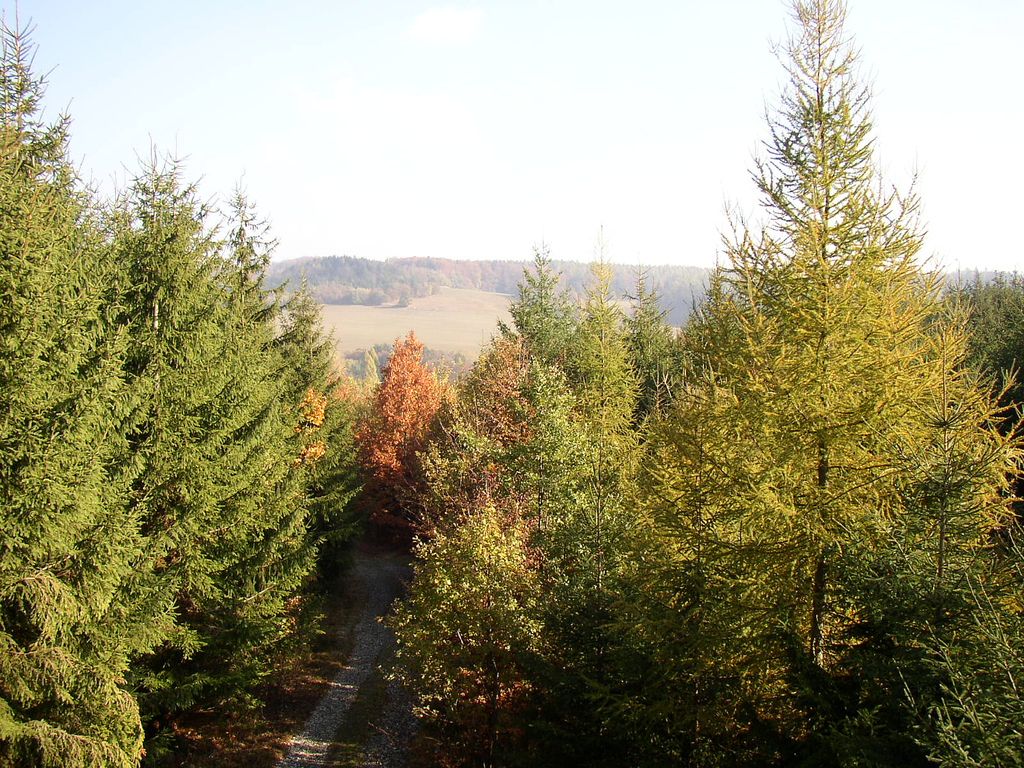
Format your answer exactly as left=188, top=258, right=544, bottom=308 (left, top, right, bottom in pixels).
left=319, top=287, right=511, bottom=358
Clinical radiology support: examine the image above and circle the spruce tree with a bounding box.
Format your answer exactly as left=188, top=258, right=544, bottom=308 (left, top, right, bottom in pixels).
left=275, top=281, right=362, bottom=573
left=276, top=279, right=336, bottom=406
left=0, top=23, right=164, bottom=768
left=529, top=262, right=641, bottom=767
left=507, top=245, right=579, bottom=371
left=113, top=162, right=316, bottom=742
left=912, top=533, right=1024, bottom=766
left=207, top=192, right=320, bottom=696
left=956, top=275, right=1024, bottom=517
left=626, top=270, right=680, bottom=423
left=959, top=274, right=1024, bottom=415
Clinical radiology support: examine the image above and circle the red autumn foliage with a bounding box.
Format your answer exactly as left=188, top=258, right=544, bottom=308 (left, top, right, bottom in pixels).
left=355, top=331, right=443, bottom=538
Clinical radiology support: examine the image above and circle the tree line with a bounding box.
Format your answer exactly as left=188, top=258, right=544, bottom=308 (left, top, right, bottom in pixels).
left=267, top=254, right=710, bottom=326
left=368, top=2, right=1024, bottom=766
left=0, top=22, right=361, bottom=767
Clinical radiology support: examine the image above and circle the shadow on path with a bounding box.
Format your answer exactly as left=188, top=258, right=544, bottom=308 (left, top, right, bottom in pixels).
left=278, top=542, right=417, bottom=768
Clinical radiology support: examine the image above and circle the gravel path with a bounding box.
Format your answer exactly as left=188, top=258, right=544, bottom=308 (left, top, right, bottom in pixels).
left=360, top=673, right=419, bottom=768
left=278, top=545, right=416, bottom=768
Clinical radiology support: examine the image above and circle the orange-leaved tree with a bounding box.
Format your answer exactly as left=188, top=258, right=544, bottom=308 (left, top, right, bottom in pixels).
left=355, top=331, right=444, bottom=539
left=415, top=334, right=537, bottom=538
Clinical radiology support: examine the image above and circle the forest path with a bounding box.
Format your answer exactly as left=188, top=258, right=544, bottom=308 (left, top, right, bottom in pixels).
left=277, top=541, right=417, bottom=768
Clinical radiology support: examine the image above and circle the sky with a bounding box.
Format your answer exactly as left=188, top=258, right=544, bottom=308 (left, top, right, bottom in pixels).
left=6, top=0, right=1023, bottom=271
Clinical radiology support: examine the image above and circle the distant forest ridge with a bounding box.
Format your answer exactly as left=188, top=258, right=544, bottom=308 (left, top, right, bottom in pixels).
left=266, top=255, right=712, bottom=326
left=266, top=255, right=1013, bottom=329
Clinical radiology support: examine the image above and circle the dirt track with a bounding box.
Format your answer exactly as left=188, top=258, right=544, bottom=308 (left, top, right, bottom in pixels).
left=277, top=544, right=416, bottom=768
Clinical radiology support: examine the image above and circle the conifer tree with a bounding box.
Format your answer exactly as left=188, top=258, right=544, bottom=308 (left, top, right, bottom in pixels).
left=0, top=23, right=164, bottom=767
left=223, top=189, right=277, bottom=324
left=631, top=1, right=1019, bottom=761
left=561, top=261, right=640, bottom=592
left=113, top=161, right=317, bottom=739
left=959, top=274, right=1024, bottom=414
left=507, top=245, right=579, bottom=371
left=830, top=324, right=1019, bottom=766
left=613, top=295, right=768, bottom=763
left=532, top=262, right=641, bottom=766
left=205, top=193, right=321, bottom=695
left=274, top=273, right=361, bottom=572
left=626, top=270, right=680, bottom=422
left=912, top=533, right=1024, bottom=766
left=276, top=279, right=336, bottom=406
left=513, top=361, right=587, bottom=541
left=703, top=0, right=927, bottom=675
left=957, top=275, right=1024, bottom=517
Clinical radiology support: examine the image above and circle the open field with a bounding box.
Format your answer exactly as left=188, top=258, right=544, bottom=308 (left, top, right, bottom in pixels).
left=319, top=286, right=512, bottom=358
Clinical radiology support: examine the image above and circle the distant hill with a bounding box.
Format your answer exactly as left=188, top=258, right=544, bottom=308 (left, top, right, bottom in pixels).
left=266, top=255, right=711, bottom=326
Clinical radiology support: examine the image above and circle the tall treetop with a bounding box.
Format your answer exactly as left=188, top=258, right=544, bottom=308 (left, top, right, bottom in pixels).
left=745, top=0, right=921, bottom=279
left=508, top=244, right=579, bottom=369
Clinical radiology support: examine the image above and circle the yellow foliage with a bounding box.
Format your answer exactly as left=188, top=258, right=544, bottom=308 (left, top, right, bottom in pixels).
left=295, top=388, right=328, bottom=433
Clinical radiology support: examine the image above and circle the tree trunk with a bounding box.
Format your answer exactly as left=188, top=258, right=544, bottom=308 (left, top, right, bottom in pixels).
left=810, top=549, right=827, bottom=666
left=810, top=435, right=829, bottom=666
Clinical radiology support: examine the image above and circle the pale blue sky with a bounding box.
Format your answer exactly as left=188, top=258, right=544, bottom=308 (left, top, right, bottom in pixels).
left=7, top=1, right=1023, bottom=271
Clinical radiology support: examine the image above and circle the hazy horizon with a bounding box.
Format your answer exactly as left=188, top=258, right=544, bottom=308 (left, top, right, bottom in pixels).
left=9, top=0, right=1022, bottom=272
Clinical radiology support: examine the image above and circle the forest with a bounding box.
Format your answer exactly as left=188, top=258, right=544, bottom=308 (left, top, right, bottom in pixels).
left=3, top=1, right=1024, bottom=767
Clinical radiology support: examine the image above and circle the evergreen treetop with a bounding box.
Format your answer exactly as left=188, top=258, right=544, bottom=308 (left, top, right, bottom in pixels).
left=508, top=245, right=580, bottom=370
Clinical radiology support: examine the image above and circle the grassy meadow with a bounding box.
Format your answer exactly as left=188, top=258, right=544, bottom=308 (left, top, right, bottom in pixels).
left=319, top=286, right=512, bottom=358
